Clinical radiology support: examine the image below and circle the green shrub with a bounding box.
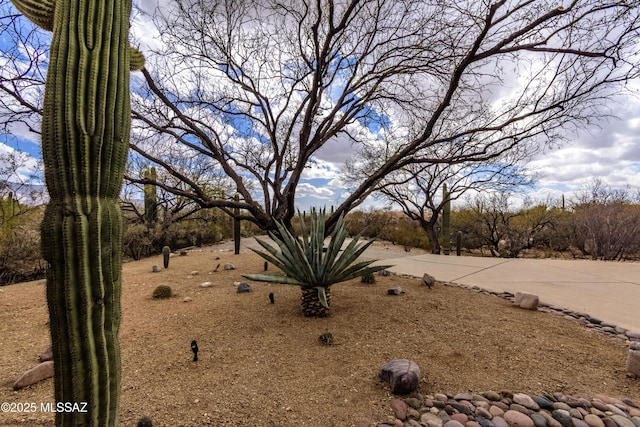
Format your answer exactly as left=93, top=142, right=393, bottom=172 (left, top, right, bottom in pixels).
left=152, top=285, right=172, bottom=299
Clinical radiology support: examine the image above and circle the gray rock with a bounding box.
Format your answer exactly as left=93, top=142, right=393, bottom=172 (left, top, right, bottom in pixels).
left=379, top=359, right=420, bottom=395
left=377, top=269, right=391, bottom=276
left=626, top=331, right=640, bottom=340
left=515, top=292, right=539, bottom=310
left=530, top=413, right=548, bottom=427
left=200, top=282, right=212, bottom=288
left=477, top=408, right=494, bottom=420
left=387, top=286, right=404, bottom=295
left=37, top=346, right=53, bottom=363
left=423, top=273, right=436, bottom=288
left=477, top=417, right=495, bottom=427
left=610, top=415, right=636, bottom=427
left=152, top=265, right=161, bottom=272
left=454, top=393, right=474, bottom=401
left=626, top=347, right=640, bottom=378
left=405, top=397, right=422, bottom=410
left=13, top=361, right=54, bottom=389
left=554, top=403, right=573, bottom=412
left=448, top=402, right=472, bottom=415
left=533, top=397, right=555, bottom=411
left=511, top=404, right=533, bottom=415
left=236, top=282, right=252, bottom=293
left=630, top=417, right=640, bottom=427
left=483, top=391, right=502, bottom=401
left=444, top=421, right=466, bottom=427
left=552, top=410, right=574, bottom=427
left=223, top=263, right=236, bottom=270
left=606, top=405, right=628, bottom=418
left=421, top=413, right=444, bottom=427
left=570, top=409, right=584, bottom=420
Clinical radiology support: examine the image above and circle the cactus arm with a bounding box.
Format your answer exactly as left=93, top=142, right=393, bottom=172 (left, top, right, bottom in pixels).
left=130, top=46, right=145, bottom=71
left=9, top=0, right=55, bottom=31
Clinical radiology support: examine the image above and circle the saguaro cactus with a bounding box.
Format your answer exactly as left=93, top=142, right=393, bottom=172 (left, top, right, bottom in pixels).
left=144, top=166, right=158, bottom=225
left=442, top=183, right=451, bottom=255
left=10, top=0, right=143, bottom=425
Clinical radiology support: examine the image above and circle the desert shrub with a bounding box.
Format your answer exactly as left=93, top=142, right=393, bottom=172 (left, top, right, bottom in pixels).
left=344, top=210, right=431, bottom=250
left=152, top=285, right=172, bottom=299
left=0, top=224, right=46, bottom=285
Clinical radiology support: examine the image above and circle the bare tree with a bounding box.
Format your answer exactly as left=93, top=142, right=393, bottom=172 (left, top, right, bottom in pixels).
left=366, top=158, right=532, bottom=253
left=571, top=180, right=640, bottom=260
left=2, top=0, right=639, bottom=233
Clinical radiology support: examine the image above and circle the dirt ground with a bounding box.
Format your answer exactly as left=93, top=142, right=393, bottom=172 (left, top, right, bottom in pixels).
left=1, top=242, right=638, bottom=427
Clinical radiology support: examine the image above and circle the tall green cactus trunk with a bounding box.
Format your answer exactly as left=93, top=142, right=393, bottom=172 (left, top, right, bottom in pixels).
left=442, top=183, right=451, bottom=255
left=10, top=0, right=142, bottom=425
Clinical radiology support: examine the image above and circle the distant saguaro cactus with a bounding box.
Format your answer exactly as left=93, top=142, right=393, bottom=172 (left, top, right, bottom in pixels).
left=442, top=183, right=451, bottom=255
left=144, top=166, right=158, bottom=225
left=9, top=0, right=143, bottom=425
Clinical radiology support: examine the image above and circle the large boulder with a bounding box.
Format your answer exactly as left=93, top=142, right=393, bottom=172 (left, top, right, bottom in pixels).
left=379, top=359, right=420, bottom=395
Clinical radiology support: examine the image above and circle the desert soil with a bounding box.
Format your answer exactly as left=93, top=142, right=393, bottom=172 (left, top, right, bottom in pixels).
left=0, top=241, right=638, bottom=427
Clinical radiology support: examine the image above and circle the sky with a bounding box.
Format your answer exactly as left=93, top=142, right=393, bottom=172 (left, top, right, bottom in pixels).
left=1, top=0, right=639, bottom=210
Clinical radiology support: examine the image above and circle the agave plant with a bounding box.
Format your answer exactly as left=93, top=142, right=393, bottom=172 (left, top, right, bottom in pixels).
left=244, top=209, right=392, bottom=317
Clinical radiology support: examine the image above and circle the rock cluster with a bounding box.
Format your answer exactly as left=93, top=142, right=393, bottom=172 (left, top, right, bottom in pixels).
left=362, top=391, right=640, bottom=427
left=442, top=282, right=640, bottom=344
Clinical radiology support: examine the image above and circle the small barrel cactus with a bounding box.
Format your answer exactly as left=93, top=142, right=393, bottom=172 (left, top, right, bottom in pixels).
left=162, top=246, right=171, bottom=268
left=361, top=272, right=376, bottom=284
left=152, top=285, right=172, bottom=300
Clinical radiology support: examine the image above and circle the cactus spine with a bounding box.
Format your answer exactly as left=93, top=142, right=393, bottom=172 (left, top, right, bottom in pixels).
left=10, top=0, right=143, bottom=425
left=162, top=245, right=171, bottom=268
left=442, top=183, right=451, bottom=255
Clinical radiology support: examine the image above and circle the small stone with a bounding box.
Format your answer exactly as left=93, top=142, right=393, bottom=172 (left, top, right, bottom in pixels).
left=452, top=414, right=469, bottom=424
left=405, top=398, right=422, bottom=410
left=236, top=282, right=252, bottom=293
left=391, top=399, right=408, bottom=421
left=610, top=416, right=636, bottom=427
left=190, top=270, right=199, bottom=275
left=408, top=407, right=421, bottom=420
left=552, top=410, right=574, bottom=427
left=37, top=346, right=53, bottom=363
left=223, top=263, right=235, bottom=270
left=514, top=394, right=540, bottom=411
left=182, top=297, right=193, bottom=302
left=510, top=404, right=532, bottom=415
left=493, top=416, right=510, bottom=427
left=540, top=410, right=564, bottom=427
left=379, top=359, right=420, bottom=395
left=626, top=331, right=640, bottom=340
left=631, top=417, right=640, bottom=427
left=533, top=397, right=555, bottom=411
left=530, top=413, right=548, bottom=427
left=455, top=393, right=474, bottom=401
left=584, top=415, right=605, bottom=427
left=422, top=413, right=444, bottom=427
left=444, top=421, right=466, bottom=427
left=200, top=282, right=212, bottom=288
left=603, top=419, right=618, bottom=427
left=378, top=269, right=391, bottom=276
left=554, top=403, right=573, bottom=412
left=570, top=409, right=584, bottom=420
left=515, top=292, right=539, bottom=310
left=484, top=391, right=502, bottom=401
left=423, top=273, right=436, bottom=288
left=152, top=265, right=161, bottom=272
left=573, top=418, right=591, bottom=427
left=504, top=410, right=534, bottom=427
left=607, top=405, right=628, bottom=418
left=13, top=361, right=54, bottom=389
left=490, top=406, right=506, bottom=417
left=387, top=286, right=404, bottom=295
left=477, top=417, right=495, bottom=427
left=435, top=394, right=449, bottom=402
left=477, top=408, right=494, bottom=420
left=626, top=348, right=640, bottom=378
left=467, top=422, right=482, bottom=427
left=449, top=402, right=473, bottom=415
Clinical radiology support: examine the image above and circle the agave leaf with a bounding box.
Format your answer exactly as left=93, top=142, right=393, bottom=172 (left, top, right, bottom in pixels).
left=329, top=237, right=375, bottom=277
left=242, top=273, right=306, bottom=286
left=316, top=286, right=329, bottom=308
